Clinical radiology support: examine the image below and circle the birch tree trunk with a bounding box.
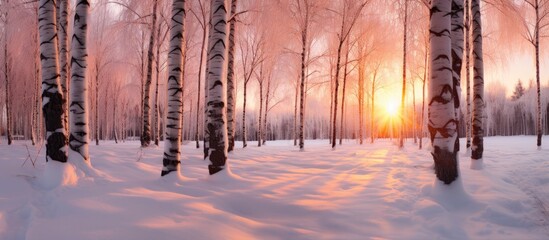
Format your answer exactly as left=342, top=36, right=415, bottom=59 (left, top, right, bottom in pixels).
left=205, top=0, right=228, bottom=175
left=204, top=62, right=210, bottom=158
left=412, top=82, right=416, bottom=144
left=195, top=0, right=209, bottom=150
left=141, top=0, right=159, bottom=147
left=39, top=0, right=68, bottom=162
left=103, top=85, right=109, bottom=140
left=58, top=0, right=69, bottom=137
left=140, top=31, right=145, bottom=143
left=195, top=24, right=207, bottom=149
left=226, top=0, right=237, bottom=152
left=371, top=76, right=375, bottom=144
left=242, top=81, right=248, bottom=148
left=31, top=31, right=39, bottom=145
left=263, top=74, right=271, bottom=145
left=34, top=26, right=42, bottom=143
left=113, top=93, right=118, bottom=143
left=399, top=0, right=408, bottom=149
left=464, top=0, right=472, bottom=149
left=299, top=27, right=308, bottom=150
left=339, top=41, right=350, bottom=146
left=257, top=75, right=263, bottom=147
left=329, top=67, right=334, bottom=145
left=3, top=0, right=11, bottom=145
left=419, top=43, right=428, bottom=150
left=358, top=54, right=364, bottom=145
left=69, top=0, right=91, bottom=162
left=471, top=0, right=484, bottom=159
left=331, top=40, right=343, bottom=149
left=428, top=0, right=458, bottom=184
left=451, top=0, right=464, bottom=152
left=535, top=0, right=542, bottom=147
left=294, top=80, right=298, bottom=146
left=161, top=0, right=185, bottom=177
left=154, top=23, right=162, bottom=146
left=3, top=47, right=11, bottom=145
left=95, top=62, right=99, bottom=145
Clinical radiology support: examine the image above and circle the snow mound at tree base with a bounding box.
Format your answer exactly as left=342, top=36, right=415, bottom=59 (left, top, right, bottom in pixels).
left=67, top=149, right=116, bottom=183
left=35, top=161, right=79, bottom=190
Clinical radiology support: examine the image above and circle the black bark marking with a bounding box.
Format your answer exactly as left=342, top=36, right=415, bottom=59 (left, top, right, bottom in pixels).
left=429, top=84, right=454, bottom=105
left=430, top=29, right=451, bottom=38
left=428, top=119, right=459, bottom=142
left=207, top=120, right=227, bottom=175
left=432, top=146, right=458, bottom=184
left=161, top=158, right=181, bottom=177
left=47, top=132, right=67, bottom=163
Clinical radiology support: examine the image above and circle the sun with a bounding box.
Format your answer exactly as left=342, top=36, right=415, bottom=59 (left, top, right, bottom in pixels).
left=385, top=101, right=399, bottom=117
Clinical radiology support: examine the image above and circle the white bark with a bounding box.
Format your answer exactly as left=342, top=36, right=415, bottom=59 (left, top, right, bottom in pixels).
left=161, top=0, right=185, bottom=177
left=205, top=0, right=228, bottom=175
left=465, top=0, right=472, bottom=149
left=226, top=0, right=237, bottom=152
left=399, top=0, right=408, bottom=148
left=534, top=0, right=542, bottom=147
left=471, top=0, right=484, bottom=159
left=59, top=0, right=69, bottom=136
left=428, top=0, right=459, bottom=184
left=39, top=0, right=68, bottom=163
left=451, top=0, right=464, bottom=152
left=69, top=0, right=91, bottom=162
left=3, top=0, right=12, bottom=145
left=141, top=0, right=159, bottom=147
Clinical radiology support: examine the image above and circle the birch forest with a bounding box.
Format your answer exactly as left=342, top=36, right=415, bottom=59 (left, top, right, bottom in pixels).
left=3, top=0, right=549, bottom=239
left=1, top=0, right=549, bottom=179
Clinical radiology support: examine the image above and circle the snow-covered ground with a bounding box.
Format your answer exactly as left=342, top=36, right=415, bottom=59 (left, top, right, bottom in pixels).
left=0, top=136, right=548, bottom=240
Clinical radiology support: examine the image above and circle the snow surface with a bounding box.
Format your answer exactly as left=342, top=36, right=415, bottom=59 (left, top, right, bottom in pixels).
left=0, top=136, right=548, bottom=240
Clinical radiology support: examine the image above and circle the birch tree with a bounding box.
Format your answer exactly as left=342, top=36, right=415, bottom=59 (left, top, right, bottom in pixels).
left=69, top=0, right=91, bottom=162
left=31, top=8, right=41, bottom=145
left=471, top=0, right=485, bottom=159
left=2, top=0, right=12, bottom=145
left=338, top=39, right=350, bottom=146
left=370, top=62, right=383, bottom=143
left=329, top=0, right=367, bottom=149
left=59, top=0, right=70, bottom=135
left=153, top=18, right=170, bottom=146
left=399, top=0, right=408, bottom=148
left=262, top=64, right=283, bottom=145
left=357, top=51, right=365, bottom=145
left=161, top=0, right=185, bottom=177
left=141, top=0, right=159, bottom=147
left=419, top=39, right=429, bottom=150
left=428, top=0, right=459, bottom=184
left=464, top=0, right=472, bottom=149
left=226, top=0, right=238, bottom=152
left=356, top=27, right=377, bottom=145
left=189, top=0, right=209, bottom=149
left=515, top=0, right=548, bottom=147
left=257, top=63, right=265, bottom=147
left=239, top=30, right=263, bottom=148
left=39, top=0, right=68, bottom=162
left=451, top=0, right=464, bottom=152
left=289, top=0, right=314, bottom=150
left=205, top=0, right=228, bottom=175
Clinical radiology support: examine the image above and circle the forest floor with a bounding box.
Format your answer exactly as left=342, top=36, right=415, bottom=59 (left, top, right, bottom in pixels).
left=0, top=136, right=548, bottom=240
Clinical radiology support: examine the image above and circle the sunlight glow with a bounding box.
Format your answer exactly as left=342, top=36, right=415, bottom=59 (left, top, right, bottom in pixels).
left=385, top=101, right=399, bottom=118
